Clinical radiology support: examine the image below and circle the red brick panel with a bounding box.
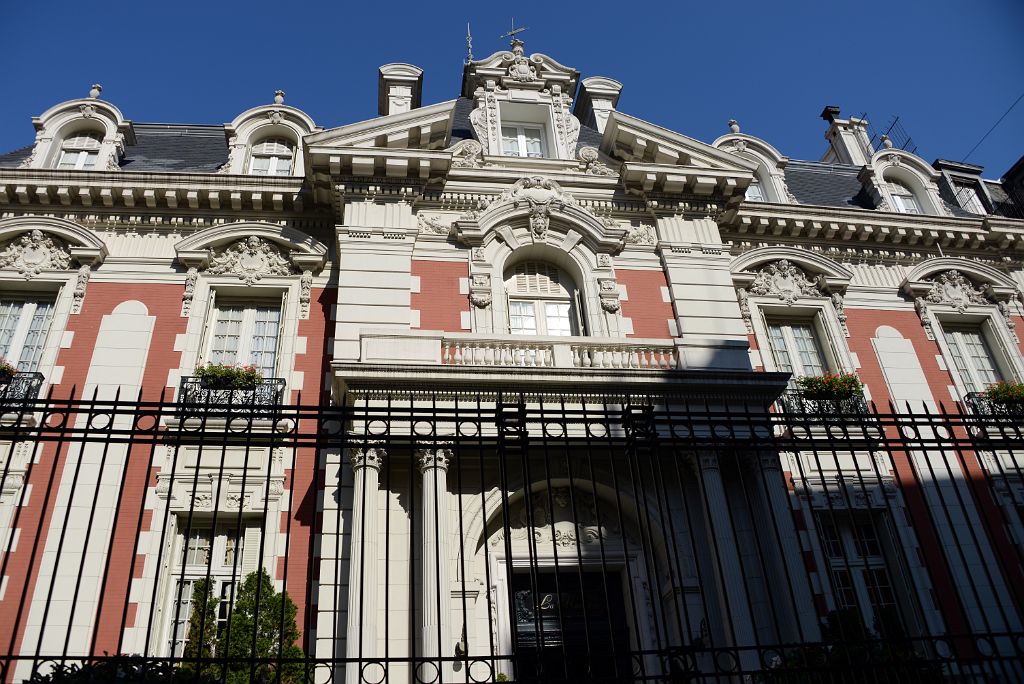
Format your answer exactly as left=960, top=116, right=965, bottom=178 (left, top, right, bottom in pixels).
left=411, top=260, right=469, bottom=333
left=615, top=269, right=674, bottom=339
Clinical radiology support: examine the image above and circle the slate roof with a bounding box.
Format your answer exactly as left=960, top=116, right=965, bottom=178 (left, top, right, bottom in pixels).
left=783, top=160, right=873, bottom=209
left=120, top=124, right=228, bottom=173
left=984, top=180, right=1024, bottom=219
left=0, top=145, right=33, bottom=169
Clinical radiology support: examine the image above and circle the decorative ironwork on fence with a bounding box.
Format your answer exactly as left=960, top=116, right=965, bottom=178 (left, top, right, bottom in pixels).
left=0, top=372, right=44, bottom=407
left=0, top=389, right=1022, bottom=682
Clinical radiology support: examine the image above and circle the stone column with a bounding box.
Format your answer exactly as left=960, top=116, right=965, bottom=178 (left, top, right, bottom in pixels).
left=692, top=452, right=757, bottom=671
left=345, top=447, right=385, bottom=684
left=418, top=447, right=453, bottom=681
left=747, top=452, right=820, bottom=642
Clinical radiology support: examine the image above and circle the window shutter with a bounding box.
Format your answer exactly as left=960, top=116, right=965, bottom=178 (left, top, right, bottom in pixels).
left=241, top=526, right=262, bottom=574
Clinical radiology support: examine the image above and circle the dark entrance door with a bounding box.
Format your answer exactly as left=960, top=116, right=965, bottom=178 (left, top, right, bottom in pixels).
left=511, top=568, right=632, bottom=682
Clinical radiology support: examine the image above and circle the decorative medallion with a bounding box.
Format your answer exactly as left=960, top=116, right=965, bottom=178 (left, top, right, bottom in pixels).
left=923, top=270, right=988, bottom=313
left=506, top=40, right=537, bottom=82
left=449, top=139, right=485, bottom=169
left=490, top=176, right=578, bottom=240
left=206, top=236, right=296, bottom=285
left=747, top=259, right=821, bottom=304
left=0, top=229, right=72, bottom=279
left=578, top=146, right=616, bottom=176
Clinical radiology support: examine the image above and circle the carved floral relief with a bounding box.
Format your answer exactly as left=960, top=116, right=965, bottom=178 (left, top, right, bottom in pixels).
left=206, top=236, right=296, bottom=285
left=0, top=230, right=72, bottom=279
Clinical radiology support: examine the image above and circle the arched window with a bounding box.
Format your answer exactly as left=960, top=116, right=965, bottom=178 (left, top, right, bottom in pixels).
left=504, top=261, right=581, bottom=336
left=886, top=179, right=922, bottom=214
left=248, top=137, right=294, bottom=176
left=56, top=132, right=102, bottom=170
left=745, top=179, right=765, bottom=201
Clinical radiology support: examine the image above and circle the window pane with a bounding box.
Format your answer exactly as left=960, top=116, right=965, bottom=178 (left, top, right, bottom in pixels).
left=790, top=324, right=826, bottom=376
left=19, top=301, right=54, bottom=371
left=767, top=324, right=793, bottom=374
left=81, top=151, right=98, bottom=169
left=745, top=181, right=765, bottom=201
left=523, top=128, right=544, bottom=158
left=185, top=528, right=212, bottom=566
left=544, top=302, right=572, bottom=336
left=57, top=151, right=79, bottom=169
left=509, top=300, right=537, bottom=335
left=210, top=306, right=243, bottom=365
left=955, top=183, right=985, bottom=214
left=270, top=156, right=292, bottom=176
left=501, top=127, right=521, bottom=156
left=170, top=579, right=196, bottom=657
left=249, top=156, right=271, bottom=175
left=0, top=301, right=24, bottom=361
left=249, top=306, right=281, bottom=376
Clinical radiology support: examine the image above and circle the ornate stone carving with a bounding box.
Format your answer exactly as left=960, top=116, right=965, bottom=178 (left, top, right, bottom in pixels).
left=225, top=492, right=252, bottom=510
left=597, top=253, right=612, bottom=268
left=923, top=270, right=988, bottom=313
left=416, top=447, right=452, bottom=472
left=79, top=104, right=97, bottom=119
left=105, top=153, right=121, bottom=172
left=553, top=90, right=580, bottom=156
left=528, top=204, right=549, bottom=237
left=578, top=146, right=616, bottom=176
left=470, top=291, right=492, bottom=308
left=205, top=236, right=296, bottom=285
left=490, top=176, right=578, bottom=240
left=267, top=109, right=284, bottom=125
left=506, top=40, right=537, bottom=82
left=469, top=272, right=492, bottom=308
left=300, top=269, right=313, bottom=319
left=831, top=292, right=850, bottom=337
left=624, top=224, right=656, bottom=246
left=490, top=486, right=622, bottom=550
left=737, top=288, right=753, bottom=333
left=914, top=297, right=935, bottom=340
left=450, top=139, right=485, bottom=168
left=181, top=266, right=198, bottom=316
left=747, top=259, right=821, bottom=304
left=0, top=230, right=72, bottom=279
left=218, top=136, right=240, bottom=174
left=471, top=247, right=486, bottom=262
left=469, top=86, right=502, bottom=150
left=350, top=446, right=385, bottom=472
left=192, top=492, right=213, bottom=510
left=417, top=214, right=452, bottom=236
left=998, top=300, right=1019, bottom=343
left=72, top=264, right=91, bottom=314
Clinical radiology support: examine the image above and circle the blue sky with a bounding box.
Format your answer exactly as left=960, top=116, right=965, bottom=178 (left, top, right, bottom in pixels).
left=4, top=0, right=1022, bottom=177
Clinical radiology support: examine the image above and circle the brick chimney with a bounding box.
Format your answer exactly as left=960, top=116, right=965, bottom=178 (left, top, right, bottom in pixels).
left=378, top=64, right=423, bottom=116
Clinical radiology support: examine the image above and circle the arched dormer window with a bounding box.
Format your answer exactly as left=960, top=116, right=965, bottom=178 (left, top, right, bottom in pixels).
left=885, top=179, right=922, bottom=214
left=56, top=131, right=103, bottom=170
left=745, top=178, right=765, bottom=202
left=504, top=261, right=581, bottom=336
left=248, top=137, right=294, bottom=176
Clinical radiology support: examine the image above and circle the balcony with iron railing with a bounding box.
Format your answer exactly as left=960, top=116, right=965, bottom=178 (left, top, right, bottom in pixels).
left=176, top=376, right=287, bottom=417
left=0, top=371, right=44, bottom=408
left=777, top=389, right=871, bottom=417
left=963, top=392, right=1024, bottom=418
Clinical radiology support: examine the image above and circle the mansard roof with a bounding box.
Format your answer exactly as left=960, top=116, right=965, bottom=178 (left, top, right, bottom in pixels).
left=783, top=160, right=872, bottom=209
left=120, top=123, right=228, bottom=173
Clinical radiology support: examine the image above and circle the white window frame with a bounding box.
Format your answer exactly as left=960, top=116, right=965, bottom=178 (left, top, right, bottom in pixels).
left=500, top=123, right=548, bottom=159
left=930, top=310, right=1023, bottom=400
left=0, top=296, right=57, bottom=372
left=749, top=300, right=854, bottom=381
left=504, top=262, right=582, bottom=337
left=201, top=293, right=285, bottom=378
left=56, top=132, right=102, bottom=170
left=745, top=179, right=765, bottom=202
left=165, top=519, right=261, bottom=657
left=953, top=182, right=986, bottom=215
left=247, top=138, right=294, bottom=176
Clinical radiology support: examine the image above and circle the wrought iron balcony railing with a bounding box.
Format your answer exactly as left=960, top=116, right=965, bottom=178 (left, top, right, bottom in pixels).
left=177, top=376, right=286, bottom=415
left=964, top=392, right=1024, bottom=418
left=0, top=371, right=44, bottom=406
left=777, top=389, right=870, bottom=417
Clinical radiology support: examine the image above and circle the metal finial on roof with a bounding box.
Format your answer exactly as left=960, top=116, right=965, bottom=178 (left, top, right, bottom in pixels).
left=465, top=22, right=473, bottom=64
left=89, top=84, right=102, bottom=99
left=501, top=17, right=527, bottom=48
left=728, top=119, right=740, bottom=134
left=274, top=90, right=285, bottom=105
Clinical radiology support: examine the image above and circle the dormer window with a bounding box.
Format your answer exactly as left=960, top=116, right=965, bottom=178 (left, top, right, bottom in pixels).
left=248, top=137, right=294, bottom=176
left=505, top=262, right=579, bottom=336
left=887, top=181, right=922, bottom=214
left=501, top=124, right=547, bottom=159
left=953, top=182, right=986, bottom=215
left=56, top=132, right=102, bottom=170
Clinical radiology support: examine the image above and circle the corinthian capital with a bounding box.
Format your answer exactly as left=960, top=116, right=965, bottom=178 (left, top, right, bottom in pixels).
left=350, top=447, right=385, bottom=472
left=417, top=447, right=452, bottom=473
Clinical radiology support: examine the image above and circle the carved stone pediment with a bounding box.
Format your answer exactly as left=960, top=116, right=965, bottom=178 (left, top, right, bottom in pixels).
left=0, top=229, right=72, bottom=279
left=205, top=236, right=296, bottom=285
left=489, top=176, right=578, bottom=239
left=923, top=270, right=989, bottom=313
left=747, top=259, right=822, bottom=304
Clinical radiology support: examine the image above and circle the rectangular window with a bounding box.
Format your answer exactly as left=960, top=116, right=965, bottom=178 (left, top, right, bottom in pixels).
left=207, top=300, right=281, bottom=378
left=0, top=297, right=55, bottom=372
left=167, top=522, right=257, bottom=657
left=943, top=325, right=1003, bottom=394
left=501, top=124, right=547, bottom=158
left=509, top=300, right=576, bottom=336
left=766, top=320, right=827, bottom=379
left=816, top=514, right=905, bottom=635
left=953, top=182, right=986, bottom=215
left=508, top=300, right=538, bottom=335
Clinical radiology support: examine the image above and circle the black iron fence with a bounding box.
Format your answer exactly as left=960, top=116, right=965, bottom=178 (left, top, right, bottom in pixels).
left=0, top=389, right=1022, bottom=682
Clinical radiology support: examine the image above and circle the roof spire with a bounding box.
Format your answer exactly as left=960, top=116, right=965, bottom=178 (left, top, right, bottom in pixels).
left=465, top=22, right=473, bottom=63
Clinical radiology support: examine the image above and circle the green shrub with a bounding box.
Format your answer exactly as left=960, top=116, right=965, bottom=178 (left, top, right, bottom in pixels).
left=983, top=380, right=1024, bottom=403
left=795, top=372, right=863, bottom=399
left=194, top=363, right=262, bottom=389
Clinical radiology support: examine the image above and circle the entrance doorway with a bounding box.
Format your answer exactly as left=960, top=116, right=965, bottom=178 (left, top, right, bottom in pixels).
left=510, top=568, right=632, bottom=682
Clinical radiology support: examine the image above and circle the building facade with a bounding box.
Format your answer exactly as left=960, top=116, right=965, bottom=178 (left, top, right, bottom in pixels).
left=0, top=41, right=1023, bottom=682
